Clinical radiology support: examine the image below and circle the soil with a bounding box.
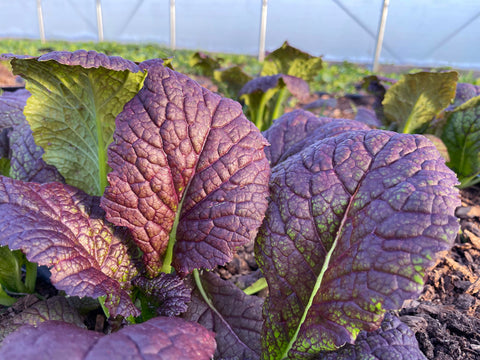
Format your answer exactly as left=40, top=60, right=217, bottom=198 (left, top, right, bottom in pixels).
left=1, top=65, right=480, bottom=360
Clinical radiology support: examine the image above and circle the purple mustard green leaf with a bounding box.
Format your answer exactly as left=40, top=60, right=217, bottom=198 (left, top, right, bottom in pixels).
left=261, top=109, right=331, bottom=166
left=101, top=59, right=270, bottom=277
left=0, top=317, right=216, bottom=360
left=261, top=41, right=323, bottom=84
left=239, top=74, right=310, bottom=103
left=318, top=313, right=426, bottom=360
left=132, top=272, right=191, bottom=317
left=0, top=295, right=88, bottom=342
left=7, top=50, right=146, bottom=195
left=262, top=109, right=370, bottom=167
left=0, top=89, right=64, bottom=182
left=0, top=176, right=140, bottom=317
left=382, top=72, right=458, bottom=133
left=255, top=130, right=460, bottom=359
left=183, top=271, right=264, bottom=360
left=9, top=123, right=64, bottom=183
left=441, top=95, right=480, bottom=188
left=446, top=82, right=480, bottom=110
left=0, top=88, right=30, bottom=128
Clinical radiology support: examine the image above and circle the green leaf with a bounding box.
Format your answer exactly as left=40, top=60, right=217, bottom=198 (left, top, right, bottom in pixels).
left=261, top=41, right=323, bottom=83
left=383, top=71, right=458, bottom=133
left=0, top=286, right=16, bottom=306
left=10, top=53, right=146, bottom=196
left=189, top=51, right=223, bottom=77
left=213, top=66, right=252, bottom=99
left=0, top=246, right=26, bottom=294
left=0, top=158, right=10, bottom=176
left=442, top=95, right=480, bottom=187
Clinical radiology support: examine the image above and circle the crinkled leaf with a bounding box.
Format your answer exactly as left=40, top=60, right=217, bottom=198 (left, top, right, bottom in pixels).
left=183, top=271, right=264, bottom=360
left=383, top=71, right=458, bottom=133
left=8, top=50, right=146, bottom=195
left=318, top=313, right=426, bottom=360
left=0, top=89, right=63, bottom=182
left=0, top=295, right=88, bottom=342
left=214, top=66, right=252, bottom=99
left=15, top=296, right=87, bottom=328
left=0, top=176, right=140, bottom=317
left=190, top=51, right=223, bottom=77
left=9, top=123, right=64, bottom=183
left=261, top=109, right=330, bottom=166
left=255, top=129, right=460, bottom=359
left=261, top=41, right=323, bottom=83
left=0, top=88, right=30, bottom=128
left=262, top=109, right=369, bottom=167
left=101, top=59, right=270, bottom=276
left=0, top=317, right=216, bottom=360
left=441, top=95, right=480, bottom=187
left=133, top=272, right=191, bottom=318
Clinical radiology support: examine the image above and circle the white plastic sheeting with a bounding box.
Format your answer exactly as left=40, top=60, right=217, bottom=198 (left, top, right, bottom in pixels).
left=0, top=0, right=479, bottom=70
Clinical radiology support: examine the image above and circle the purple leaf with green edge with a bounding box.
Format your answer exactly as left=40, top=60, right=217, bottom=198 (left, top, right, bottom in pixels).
left=132, top=272, right=191, bottom=317
left=441, top=95, right=480, bottom=188
left=262, top=109, right=370, bottom=167
left=183, top=271, right=264, bottom=360
left=6, top=50, right=146, bottom=196
left=261, top=41, right=323, bottom=84
left=318, top=313, right=426, bottom=360
left=0, top=176, right=140, bottom=318
left=101, top=59, right=270, bottom=277
left=255, top=130, right=460, bottom=359
left=0, top=317, right=216, bottom=360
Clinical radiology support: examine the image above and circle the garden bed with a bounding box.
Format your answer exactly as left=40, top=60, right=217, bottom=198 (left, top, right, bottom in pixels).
left=0, top=50, right=478, bottom=359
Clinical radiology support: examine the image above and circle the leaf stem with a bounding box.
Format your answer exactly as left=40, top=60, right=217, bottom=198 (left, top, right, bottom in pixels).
left=161, top=191, right=186, bottom=274
left=193, top=269, right=214, bottom=308
left=256, top=92, right=269, bottom=131
left=243, top=277, right=267, bottom=295
left=271, top=87, right=288, bottom=122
